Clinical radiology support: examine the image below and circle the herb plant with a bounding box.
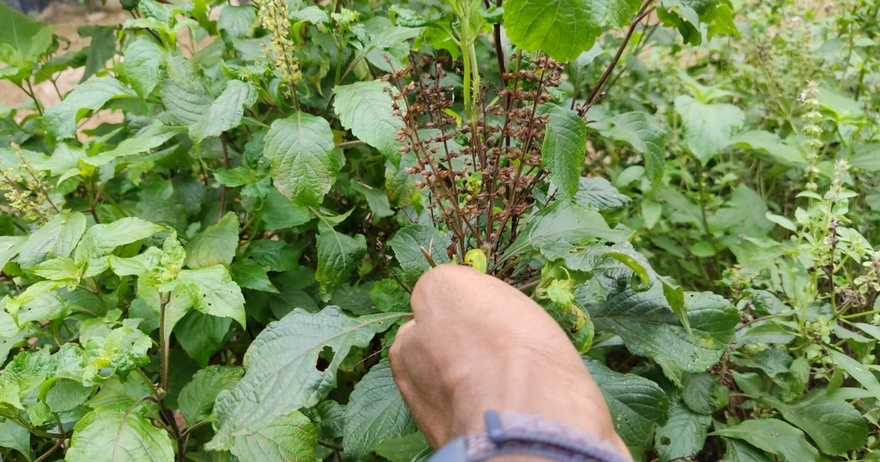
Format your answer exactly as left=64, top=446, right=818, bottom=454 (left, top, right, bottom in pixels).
left=0, top=0, right=878, bottom=460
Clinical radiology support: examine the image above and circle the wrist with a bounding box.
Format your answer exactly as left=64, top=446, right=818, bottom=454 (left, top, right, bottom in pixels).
left=431, top=410, right=633, bottom=462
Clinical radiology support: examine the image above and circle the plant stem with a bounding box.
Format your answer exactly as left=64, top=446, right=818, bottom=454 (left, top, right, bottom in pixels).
left=158, top=293, right=171, bottom=394
left=580, top=0, right=654, bottom=116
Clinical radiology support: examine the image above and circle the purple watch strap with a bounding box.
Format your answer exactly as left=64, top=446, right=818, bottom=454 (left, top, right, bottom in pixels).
left=462, top=411, right=632, bottom=462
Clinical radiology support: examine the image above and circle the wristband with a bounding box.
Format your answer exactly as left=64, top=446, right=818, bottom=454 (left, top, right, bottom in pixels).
left=428, top=411, right=632, bottom=462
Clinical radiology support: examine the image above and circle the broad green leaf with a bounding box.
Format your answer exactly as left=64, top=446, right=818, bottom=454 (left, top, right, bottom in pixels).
left=74, top=218, right=164, bottom=277
left=316, top=232, right=367, bottom=297
left=264, top=112, right=340, bottom=206
left=123, top=39, right=164, bottom=97
left=244, top=240, right=296, bottom=272
left=588, top=286, right=738, bottom=380
left=229, top=411, right=317, bottom=462
left=594, top=0, right=643, bottom=27
left=573, top=177, right=632, bottom=213
left=722, top=439, right=773, bottom=462
left=674, top=95, right=744, bottom=165
left=351, top=180, right=394, bottom=220
left=506, top=201, right=627, bottom=259
left=185, top=213, right=240, bottom=268
left=850, top=144, right=880, bottom=171
left=66, top=409, right=175, bottom=462
left=176, top=266, right=246, bottom=328
left=190, top=80, right=258, bottom=143
left=256, top=188, right=313, bottom=230
left=43, top=378, right=93, bottom=413
left=374, top=433, right=430, bottom=462
left=503, top=0, right=600, bottom=62
left=727, top=130, right=806, bottom=168
left=585, top=358, right=669, bottom=457
left=81, top=323, right=152, bottom=384
left=218, top=5, right=256, bottom=40
left=174, top=311, right=232, bottom=367
left=31, top=257, right=81, bottom=281
left=654, top=401, right=711, bottom=462
left=343, top=360, right=416, bottom=459
left=78, top=25, right=117, bottom=83
left=160, top=77, right=213, bottom=125
left=388, top=225, right=452, bottom=284
left=539, top=104, right=587, bottom=198
left=334, top=81, right=406, bottom=165
left=0, top=2, right=53, bottom=67
left=0, top=349, right=52, bottom=409
left=768, top=395, right=867, bottom=455
left=44, top=77, right=136, bottom=139
left=589, top=112, right=667, bottom=185
left=178, top=365, right=243, bottom=425
left=209, top=307, right=406, bottom=450
left=0, top=419, right=31, bottom=461
left=713, top=419, right=819, bottom=462
left=232, top=261, right=279, bottom=293
left=0, top=235, right=26, bottom=270
left=682, top=373, right=724, bottom=415
left=85, top=121, right=185, bottom=166
left=827, top=349, right=880, bottom=400
left=18, top=212, right=87, bottom=268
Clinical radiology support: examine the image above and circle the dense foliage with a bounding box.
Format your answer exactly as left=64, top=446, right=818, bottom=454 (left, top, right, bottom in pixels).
left=0, top=0, right=879, bottom=460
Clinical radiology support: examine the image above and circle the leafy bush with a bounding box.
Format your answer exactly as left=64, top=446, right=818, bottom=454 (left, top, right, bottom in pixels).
left=0, top=0, right=878, bottom=460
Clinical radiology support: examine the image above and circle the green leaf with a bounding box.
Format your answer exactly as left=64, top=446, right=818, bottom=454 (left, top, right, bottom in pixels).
left=538, top=104, right=587, bottom=198
left=160, top=76, right=213, bottom=125
left=316, top=232, right=367, bottom=297
left=123, top=39, right=164, bottom=97
left=503, top=0, right=600, bottom=62
left=374, top=433, right=430, bottom=462
left=44, top=77, right=136, bottom=139
left=343, top=360, right=416, bottom=459
left=78, top=25, right=117, bottom=83
left=589, top=112, right=667, bottom=185
left=85, top=121, right=185, bottom=167
left=209, top=308, right=405, bottom=450
left=588, top=287, right=738, bottom=380
left=388, top=225, right=452, bottom=284
left=768, top=394, right=868, bottom=455
left=264, top=112, right=341, bottom=206
left=827, top=349, right=880, bottom=400
left=584, top=358, right=669, bottom=457
left=218, top=5, right=256, bottom=40
left=178, top=365, right=243, bottom=426
left=654, top=401, right=711, bottom=462
left=232, top=261, right=279, bottom=293
left=185, top=213, right=240, bottom=268
left=506, top=201, right=627, bottom=259
left=674, top=95, right=744, bottom=165
left=727, top=130, right=806, bottom=168
left=174, top=311, right=232, bottom=367
left=229, top=411, right=317, bottom=462
left=0, top=235, right=26, bottom=270
left=722, top=438, right=773, bottom=462
left=18, top=212, right=87, bottom=268
left=351, top=180, right=394, bottom=221
left=253, top=187, right=311, bottom=230
left=176, top=266, right=246, bottom=328
left=0, top=419, right=32, bottom=461
left=190, top=80, right=257, bottom=143
left=334, top=81, right=406, bottom=165
left=713, top=419, right=819, bottom=462
left=66, top=409, right=175, bottom=462
left=32, top=257, right=81, bottom=281
left=74, top=218, right=164, bottom=277
left=573, top=177, right=632, bottom=212
left=0, top=349, right=53, bottom=409
left=0, top=2, right=54, bottom=67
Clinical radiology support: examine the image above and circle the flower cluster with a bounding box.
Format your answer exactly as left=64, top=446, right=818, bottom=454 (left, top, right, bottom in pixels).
left=798, top=80, right=823, bottom=191
left=387, top=54, right=563, bottom=279
left=256, top=0, right=301, bottom=100
left=0, top=144, right=58, bottom=223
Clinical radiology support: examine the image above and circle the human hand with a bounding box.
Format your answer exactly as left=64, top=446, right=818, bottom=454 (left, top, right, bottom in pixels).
left=388, top=265, right=631, bottom=457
